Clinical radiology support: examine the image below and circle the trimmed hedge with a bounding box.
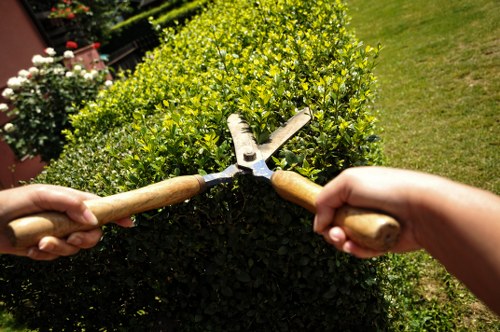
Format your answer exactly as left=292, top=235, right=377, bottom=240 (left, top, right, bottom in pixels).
left=151, top=0, right=212, bottom=27
left=110, top=0, right=188, bottom=33
left=0, top=0, right=388, bottom=330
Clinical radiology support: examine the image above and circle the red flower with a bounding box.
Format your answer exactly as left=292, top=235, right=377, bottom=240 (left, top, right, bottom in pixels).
left=66, top=41, right=78, bottom=49
left=67, top=12, right=75, bottom=19
left=51, top=7, right=56, bottom=12
left=92, top=42, right=101, bottom=50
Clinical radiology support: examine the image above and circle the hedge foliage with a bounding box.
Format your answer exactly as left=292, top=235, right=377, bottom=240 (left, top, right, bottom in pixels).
left=0, top=0, right=388, bottom=330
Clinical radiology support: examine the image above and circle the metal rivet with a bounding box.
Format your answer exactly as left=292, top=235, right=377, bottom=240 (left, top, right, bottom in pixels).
left=243, top=151, right=256, bottom=161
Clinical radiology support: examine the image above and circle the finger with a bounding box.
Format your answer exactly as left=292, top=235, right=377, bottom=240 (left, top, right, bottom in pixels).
left=31, top=186, right=99, bottom=226
left=66, top=229, right=103, bottom=249
left=323, top=227, right=385, bottom=258
left=27, top=247, right=60, bottom=261
left=342, top=241, right=385, bottom=259
left=322, top=227, right=346, bottom=250
left=313, top=205, right=336, bottom=234
left=37, top=237, right=80, bottom=257
left=113, top=217, right=134, bottom=228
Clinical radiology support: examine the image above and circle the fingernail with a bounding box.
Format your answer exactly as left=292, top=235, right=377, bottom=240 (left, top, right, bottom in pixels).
left=83, top=209, right=98, bottom=225
left=343, top=242, right=352, bottom=255
left=67, top=236, right=82, bottom=246
left=312, top=217, right=318, bottom=233
left=329, top=228, right=342, bottom=242
left=39, top=239, right=53, bottom=251
left=28, top=248, right=38, bottom=258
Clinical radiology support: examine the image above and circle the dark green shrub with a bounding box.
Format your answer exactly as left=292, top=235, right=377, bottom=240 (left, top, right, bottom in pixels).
left=0, top=0, right=388, bottom=330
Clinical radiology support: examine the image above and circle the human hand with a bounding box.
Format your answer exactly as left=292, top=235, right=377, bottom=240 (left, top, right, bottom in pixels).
left=314, top=167, right=427, bottom=258
left=0, top=184, right=133, bottom=260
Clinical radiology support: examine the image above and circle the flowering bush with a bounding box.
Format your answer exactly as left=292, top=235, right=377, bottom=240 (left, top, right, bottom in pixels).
left=39, top=0, right=134, bottom=47
left=0, top=47, right=112, bottom=162
left=49, top=0, right=91, bottom=20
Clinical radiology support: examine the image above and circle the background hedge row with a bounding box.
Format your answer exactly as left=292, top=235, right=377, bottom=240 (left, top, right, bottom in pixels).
left=0, top=0, right=388, bottom=330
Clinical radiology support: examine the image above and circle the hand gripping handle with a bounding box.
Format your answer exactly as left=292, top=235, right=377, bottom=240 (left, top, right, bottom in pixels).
left=271, top=170, right=400, bottom=251
left=6, top=175, right=206, bottom=248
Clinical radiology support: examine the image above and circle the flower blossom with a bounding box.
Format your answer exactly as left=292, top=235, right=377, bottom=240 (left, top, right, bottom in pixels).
left=104, top=80, right=113, bottom=87
left=0, top=103, right=9, bottom=112
left=44, top=47, right=56, bottom=56
left=66, top=41, right=78, bottom=49
left=7, top=77, right=23, bottom=89
left=18, top=69, right=30, bottom=78
left=64, top=50, right=74, bottom=59
left=2, top=88, right=14, bottom=99
left=28, top=67, right=39, bottom=76
left=83, top=72, right=93, bottom=80
left=32, top=55, right=54, bottom=66
left=65, top=71, right=74, bottom=78
left=53, top=67, right=65, bottom=75
left=3, top=123, right=15, bottom=133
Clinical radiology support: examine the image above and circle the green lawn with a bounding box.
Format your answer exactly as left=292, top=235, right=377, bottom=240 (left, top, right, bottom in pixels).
left=347, top=0, right=499, bottom=192
left=346, top=0, right=499, bottom=329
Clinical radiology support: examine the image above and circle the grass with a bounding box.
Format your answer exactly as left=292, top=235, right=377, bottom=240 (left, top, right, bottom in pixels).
left=346, top=0, right=499, bottom=329
left=347, top=0, right=499, bottom=192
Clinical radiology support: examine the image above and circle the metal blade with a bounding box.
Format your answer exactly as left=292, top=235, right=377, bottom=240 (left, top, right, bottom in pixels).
left=227, top=113, right=264, bottom=170
left=258, top=107, right=312, bottom=160
left=227, top=108, right=312, bottom=170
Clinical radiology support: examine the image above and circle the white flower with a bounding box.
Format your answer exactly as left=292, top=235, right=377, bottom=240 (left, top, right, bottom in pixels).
left=83, top=72, right=93, bottom=80
left=32, top=55, right=54, bottom=66
left=28, top=67, right=39, bottom=76
left=104, top=80, right=113, bottom=87
left=18, top=69, right=30, bottom=78
left=3, top=123, right=15, bottom=133
left=73, top=65, right=82, bottom=72
left=2, top=88, right=14, bottom=99
left=0, top=103, right=9, bottom=112
left=17, top=77, right=28, bottom=86
left=53, top=67, right=65, bottom=75
left=7, top=77, right=22, bottom=89
left=63, top=50, right=74, bottom=59
left=32, top=54, right=45, bottom=66
left=44, top=47, right=56, bottom=56
left=65, top=71, right=74, bottom=78
left=90, top=69, right=99, bottom=78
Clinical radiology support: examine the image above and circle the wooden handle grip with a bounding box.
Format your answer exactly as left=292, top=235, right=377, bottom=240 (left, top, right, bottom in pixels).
left=271, top=170, right=400, bottom=251
left=7, top=175, right=206, bottom=248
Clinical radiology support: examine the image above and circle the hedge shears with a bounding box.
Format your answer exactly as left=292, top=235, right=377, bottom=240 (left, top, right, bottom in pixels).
left=7, top=108, right=400, bottom=251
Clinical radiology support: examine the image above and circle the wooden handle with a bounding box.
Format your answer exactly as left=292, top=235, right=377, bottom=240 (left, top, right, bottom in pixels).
left=271, top=170, right=400, bottom=251
left=6, top=175, right=206, bottom=248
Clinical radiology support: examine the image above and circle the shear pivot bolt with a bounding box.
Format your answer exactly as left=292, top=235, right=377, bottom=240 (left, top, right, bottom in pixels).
left=243, top=151, right=257, bottom=162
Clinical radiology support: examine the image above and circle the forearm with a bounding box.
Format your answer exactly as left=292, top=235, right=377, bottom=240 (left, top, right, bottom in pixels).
left=413, top=177, right=500, bottom=313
